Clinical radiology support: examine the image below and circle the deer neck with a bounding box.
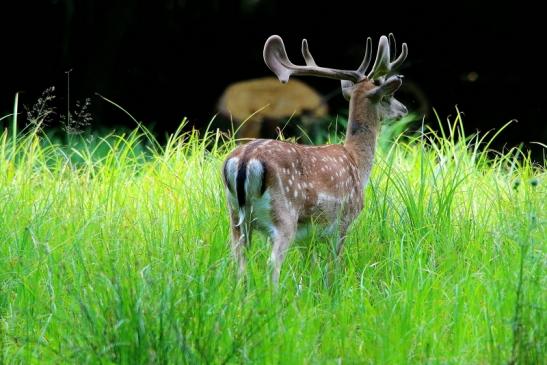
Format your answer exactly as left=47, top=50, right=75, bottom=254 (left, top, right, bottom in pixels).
left=343, top=96, right=380, bottom=183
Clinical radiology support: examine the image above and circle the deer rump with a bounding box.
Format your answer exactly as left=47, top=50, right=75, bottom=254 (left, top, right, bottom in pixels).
left=223, top=140, right=269, bottom=229
left=223, top=139, right=363, bottom=235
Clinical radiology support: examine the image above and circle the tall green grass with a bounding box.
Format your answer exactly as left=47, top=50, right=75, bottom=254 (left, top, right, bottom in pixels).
left=0, top=111, right=544, bottom=364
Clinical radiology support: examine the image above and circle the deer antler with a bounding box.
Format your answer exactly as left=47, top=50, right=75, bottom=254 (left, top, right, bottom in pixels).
left=264, top=34, right=407, bottom=85
left=263, top=35, right=363, bottom=83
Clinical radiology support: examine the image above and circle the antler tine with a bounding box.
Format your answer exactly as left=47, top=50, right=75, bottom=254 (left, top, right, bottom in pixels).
left=389, top=33, right=397, bottom=61
left=389, top=42, right=408, bottom=72
left=301, top=39, right=317, bottom=66
left=356, top=37, right=372, bottom=75
left=264, top=35, right=362, bottom=84
left=367, top=35, right=391, bottom=79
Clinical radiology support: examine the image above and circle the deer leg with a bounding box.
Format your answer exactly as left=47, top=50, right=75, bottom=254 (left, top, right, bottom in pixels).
left=335, top=222, right=349, bottom=259
left=336, top=226, right=347, bottom=258
left=269, top=220, right=296, bottom=288
left=238, top=117, right=262, bottom=139
left=229, top=208, right=249, bottom=277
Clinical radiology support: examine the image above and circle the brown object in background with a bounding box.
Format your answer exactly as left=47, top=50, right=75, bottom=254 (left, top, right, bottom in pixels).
left=217, top=77, right=328, bottom=139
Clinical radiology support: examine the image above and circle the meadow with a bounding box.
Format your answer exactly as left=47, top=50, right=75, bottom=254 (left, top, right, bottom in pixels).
left=0, top=105, right=545, bottom=364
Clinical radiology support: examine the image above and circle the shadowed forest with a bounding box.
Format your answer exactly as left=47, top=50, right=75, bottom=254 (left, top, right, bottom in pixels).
left=1, top=0, right=545, bottom=159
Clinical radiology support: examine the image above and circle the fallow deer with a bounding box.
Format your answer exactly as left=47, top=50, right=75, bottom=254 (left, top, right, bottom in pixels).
left=217, top=77, right=328, bottom=139
left=222, top=34, right=408, bottom=286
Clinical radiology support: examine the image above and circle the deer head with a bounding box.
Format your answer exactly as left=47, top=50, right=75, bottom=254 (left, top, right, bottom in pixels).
left=263, top=33, right=408, bottom=121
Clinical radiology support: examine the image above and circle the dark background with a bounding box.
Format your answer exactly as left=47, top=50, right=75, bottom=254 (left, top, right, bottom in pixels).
left=1, top=0, right=545, bottom=160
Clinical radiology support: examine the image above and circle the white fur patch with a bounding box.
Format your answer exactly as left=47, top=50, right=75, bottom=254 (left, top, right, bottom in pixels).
left=224, top=157, right=239, bottom=199
left=245, top=159, right=264, bottom=198
left=249, top=191, right=275, bottom=234
left=318, top=192, right=340, bottom=204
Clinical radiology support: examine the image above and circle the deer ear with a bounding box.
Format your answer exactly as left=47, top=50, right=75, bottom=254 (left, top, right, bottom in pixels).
left=367, top=75, right=402, bottom=99
left=341, top=80, right=353, bottom=101
left=378, top=75, right=403, bottom=95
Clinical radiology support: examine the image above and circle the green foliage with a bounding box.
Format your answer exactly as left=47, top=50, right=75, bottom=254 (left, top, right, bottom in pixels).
left=0, top=110, right=545, bottom=364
